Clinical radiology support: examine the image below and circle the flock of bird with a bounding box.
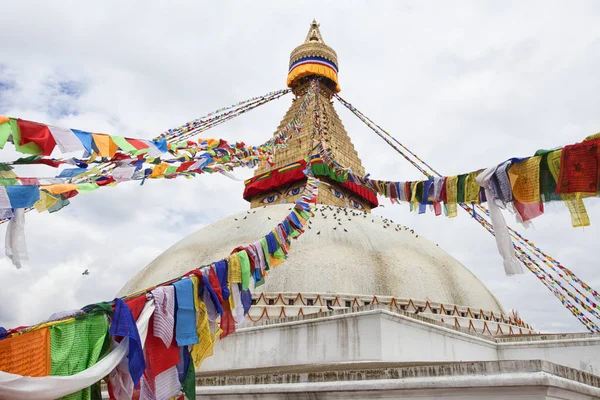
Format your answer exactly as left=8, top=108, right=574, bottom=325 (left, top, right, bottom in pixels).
left=230, top=204, right=423, bottom=240
left=310, top=204, right=420, bottom=237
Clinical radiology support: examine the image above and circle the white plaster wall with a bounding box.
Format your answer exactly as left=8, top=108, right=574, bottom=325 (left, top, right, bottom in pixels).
left=201, top=308, right=600, bottom=378
left=195, top=373, right=600, bottom=399
left=498, top=337, right=600, bottom=376
left=200, top=312, right=383, bottom=372
left=195, top=388, right=580, bottom=400
left=379, top=312, right=498, bottom=363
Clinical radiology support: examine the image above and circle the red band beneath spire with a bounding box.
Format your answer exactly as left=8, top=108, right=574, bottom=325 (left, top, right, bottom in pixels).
left=243, top=160, right=378, bottom=207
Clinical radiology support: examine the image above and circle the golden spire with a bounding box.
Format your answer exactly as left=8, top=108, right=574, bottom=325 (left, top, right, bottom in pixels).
left=243, top=22, right=377, bottom=212
left=304, top=19, right=325, bottom=43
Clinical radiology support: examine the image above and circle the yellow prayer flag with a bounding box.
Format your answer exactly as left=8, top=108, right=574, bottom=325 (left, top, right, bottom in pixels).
left=190, top=277, right=217, bottom=369
left=508, top=156, right=541, bottom=204
left=34, top=191, right=58, bottom=213
left=445, top=176, right=458, bottom=218
left=228, top=254, right=242, bottom=283
left=0, top=116, right=9, bottom=124
left=584, top=132, right=600, bottom=141
left=150, top=163, right=169, bottom=178
left=0, top=169, right=17, bottom=179
left=464, top=171, right=481, bottom=204
left=411, top=182, right=418, bottom=209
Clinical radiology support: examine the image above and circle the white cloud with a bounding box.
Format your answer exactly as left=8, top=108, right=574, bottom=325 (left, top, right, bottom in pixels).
left=0, top=1, right=599, bottom=334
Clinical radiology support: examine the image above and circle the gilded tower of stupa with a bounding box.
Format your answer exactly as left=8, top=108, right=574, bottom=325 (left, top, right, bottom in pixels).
left=244, top=20, right=376, bottom=212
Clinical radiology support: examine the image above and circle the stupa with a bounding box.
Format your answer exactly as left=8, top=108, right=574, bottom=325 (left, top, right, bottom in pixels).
left=116, top=21, right=600, bottom=398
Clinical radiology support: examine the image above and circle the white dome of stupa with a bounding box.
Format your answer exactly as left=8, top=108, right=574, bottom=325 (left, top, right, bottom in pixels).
left=117, top=204, right=504, bottom=314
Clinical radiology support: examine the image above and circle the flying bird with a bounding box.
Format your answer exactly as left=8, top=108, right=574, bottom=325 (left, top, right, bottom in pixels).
left=317, top=231, right=321, bottom=235
left=82, top=269, right=89, bottom=276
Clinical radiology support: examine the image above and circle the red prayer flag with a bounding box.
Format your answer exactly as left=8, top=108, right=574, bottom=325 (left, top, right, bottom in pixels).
left=434, top=202, right=442, bottom=216
left=514, top=200, right=544, bottom=222
left=95, top=176, right=115, bottom=186
left=176, top=161, right=196, bottom=173
left=17, top=120, right=56, bottom=156
left=126, top=139, right=150, bottom=150
left=144, top=319, right=180, bottom=376
left=556, top=140, right=599, bottom=194
left=208, top=267, right=223, bottom=303
left=125, top=295, right=148, bottom=321
left=440, top=178, right=448, bottom=203
left=62, top=190, right=79, bottom=199
left=35, top=159, right=64, bottom=168
left=217, top=139, right=230, bottom=149
left=219, top=300, right=236, bottom=339
left=18, top=178, right=39, bottom=186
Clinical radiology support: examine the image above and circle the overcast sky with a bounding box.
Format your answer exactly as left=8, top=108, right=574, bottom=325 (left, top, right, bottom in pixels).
left=0, top=1, right=599, bottom=334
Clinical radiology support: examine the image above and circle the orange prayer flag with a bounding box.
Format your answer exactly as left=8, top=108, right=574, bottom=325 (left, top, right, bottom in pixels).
left=0, top=328, right=50, bottom=377
left=41, top=183, right=79, bottom=195
left=91, top=134, right=118, bottom=158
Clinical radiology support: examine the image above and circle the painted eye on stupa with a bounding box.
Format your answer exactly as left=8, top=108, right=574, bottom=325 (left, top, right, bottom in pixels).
left=262, top=194, right=279, bottom=204
left=330, top=187, right=345, bottom=199
left=350, top=199, right=364, bottom=210
left=287, top=187, right=302, bottom=196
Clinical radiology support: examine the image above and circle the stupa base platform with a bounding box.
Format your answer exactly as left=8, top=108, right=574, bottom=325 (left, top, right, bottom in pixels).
left=195, top=360, right=600, bottom=399
left=188, top=305, right=600, bottom=399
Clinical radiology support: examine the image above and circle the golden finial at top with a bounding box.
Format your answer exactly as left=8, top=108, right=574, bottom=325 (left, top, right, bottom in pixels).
left=305, top=19, right=325, bottom=44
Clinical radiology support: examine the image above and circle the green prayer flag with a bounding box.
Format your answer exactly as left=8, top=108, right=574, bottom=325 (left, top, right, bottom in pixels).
left=13, top=155, right=42, bottom=164
left=273, top=248, right=286, bottom=260
left=298, top=210, right=311, bottom=220
left=237, top=251, right=251, bottom=291
left=165, top=165, right=178, bottom=175
left=9, top=119, right=42, bottom=155
left=534, top=148, right=555, bottom=157
left=0, top=163, right=12, bottom=171
left=0, top=121, right=11, bottom=149
left=110, top=136, right=138, bottom=153
left=539, top=153, right=561, bottom=202
left=49, top=196, right=70, bottom=213
left=457, top=174, right=467, bottom=204
left=0, top=178, right=18, bottom=186
left=50, top=314, right=109, bottom=400
left=415, top=181, right=424, bottom=203
left=76, top=183, right=100, bottom=194
left=183, top=357, right=196, bottom=400
left=260, top=238, right=270, bottom=270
